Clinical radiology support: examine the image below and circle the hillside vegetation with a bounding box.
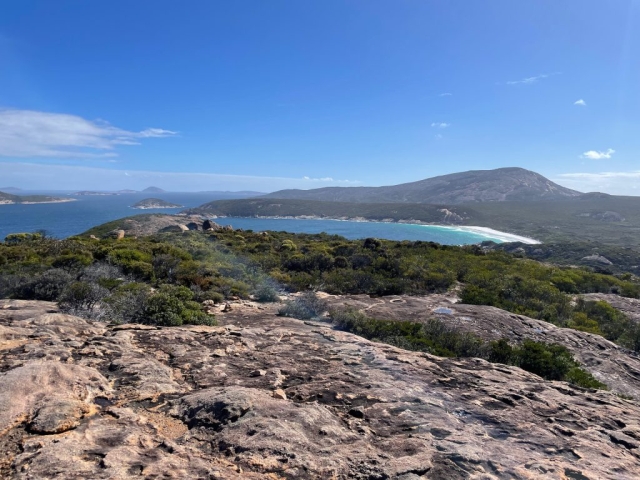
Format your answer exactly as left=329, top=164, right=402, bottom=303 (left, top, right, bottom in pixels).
left=2, top=227, right=640, bottom=354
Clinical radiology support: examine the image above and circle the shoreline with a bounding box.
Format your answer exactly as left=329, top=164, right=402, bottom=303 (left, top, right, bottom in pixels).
left=443, top=225, right=541, bottom=245
left=201, top=213, right=541, bottom=244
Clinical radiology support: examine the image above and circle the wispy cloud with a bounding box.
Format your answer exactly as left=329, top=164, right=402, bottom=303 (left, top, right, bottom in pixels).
left=0, top=162, right=361, bottom=192
left=431, top=122, right=451, bottom=129
left=434, top=134, right=443, bottom=140
left=439, top=93, right=452, bottom=97
left=574, top=99, right=587, bottom=106
left=0, top=109, right=176, bottom=159
left=580, top=148, right=615, bottom=160
left=505, top=72, right=561, bottom=85
left=555, top=171, right=640, bottom=195
left=302, top=176, right=342, bottom=182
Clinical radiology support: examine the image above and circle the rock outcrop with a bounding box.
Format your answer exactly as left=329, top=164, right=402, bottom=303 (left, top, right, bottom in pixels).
left=1, top=298, right=640, bottom=478
left=86, top=214, right=221, bottom=238
left=324, top=293, right=640, bottom=399
left=581, top=293, right=640, bottom=324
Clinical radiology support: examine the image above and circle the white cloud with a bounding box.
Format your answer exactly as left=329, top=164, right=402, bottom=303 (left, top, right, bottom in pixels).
left=0, top=109, right=176, bottom=159
left=505, top=72, right=561, bottom=85
left=303, top=176, right=335, bottom=182
left=439, top=93, right=452, bottom=97
left=574, top=99, right=587, bottom=106
left=580, top=148, right=615, bottom=160
left=0, top=162, right=361, bottom=192
left=434, top=134, right=443, bottom=140
left=555, top=171, right=640, bottom=195
left=431, top=122, right=450, bottom=129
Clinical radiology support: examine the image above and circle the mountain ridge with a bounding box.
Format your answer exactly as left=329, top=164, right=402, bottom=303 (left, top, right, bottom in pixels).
left=264, top=167, right=582, bottom=204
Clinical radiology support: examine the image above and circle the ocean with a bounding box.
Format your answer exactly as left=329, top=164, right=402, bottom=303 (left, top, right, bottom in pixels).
left=0, top=192, right=505, bottom=245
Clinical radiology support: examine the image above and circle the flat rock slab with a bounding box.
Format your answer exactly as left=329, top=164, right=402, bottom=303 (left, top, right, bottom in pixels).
left=1, top=299, right=640, bottom=479
left=325, top=293, right=640, bottom=399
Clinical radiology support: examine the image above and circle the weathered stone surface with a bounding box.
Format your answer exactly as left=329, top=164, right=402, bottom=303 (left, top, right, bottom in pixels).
left=325, top=292, right=640, bottom=399
left=582, top=292, right=640, bottom=324
left=2, top=298, right=640, bottom=479
left=28, top=399, right=89, bottom=434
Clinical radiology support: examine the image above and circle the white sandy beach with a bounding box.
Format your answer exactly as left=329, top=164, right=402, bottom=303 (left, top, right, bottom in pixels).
left=449, top=226, right=541, bottom=244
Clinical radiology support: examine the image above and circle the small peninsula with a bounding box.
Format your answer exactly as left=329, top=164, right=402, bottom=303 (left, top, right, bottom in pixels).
left=0, top=191, right=75, bottom=205
left=131, top=198, right=184, bottom=209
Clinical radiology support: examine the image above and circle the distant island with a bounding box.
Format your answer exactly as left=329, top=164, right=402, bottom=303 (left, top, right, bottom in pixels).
left=0, top=191, right=75, bottom=205
left=131, top=198, right=183, bottom=209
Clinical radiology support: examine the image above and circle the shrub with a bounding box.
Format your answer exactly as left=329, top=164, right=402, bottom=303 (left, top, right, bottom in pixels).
left=59, top=281, right=109, bottom=318
left=52, top=253, right=93, bottom=272
left=141, top=284, right=215, bottom=326
left=278, top=292, right=327, bottom=320
left=4, top=233, right=42, bottom=244
left=18, top=269, right=74, bottom=301
left=253, top=281, right=280, bottom=303
left=102, top=282, right=150, bottom=323
left=573, top=300, right=630, bottom=341
left=280, top=240, right=297, bottom=251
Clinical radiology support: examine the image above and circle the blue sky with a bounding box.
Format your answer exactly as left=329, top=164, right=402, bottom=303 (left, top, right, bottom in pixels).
left=1, top=0, right=639, bottom=193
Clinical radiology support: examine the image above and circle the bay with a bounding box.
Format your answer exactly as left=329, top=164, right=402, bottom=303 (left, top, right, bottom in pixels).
left=0, top=192, right=505, bottom=245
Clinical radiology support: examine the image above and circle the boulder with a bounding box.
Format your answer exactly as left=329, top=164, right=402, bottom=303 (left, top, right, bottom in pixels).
left=107, top=229, right=125, bottom=240
left=582, top=254, right=613, bottom=265
left=186, top=222, right=203, bottom=231
left=202, top=219, right=217, bottom=231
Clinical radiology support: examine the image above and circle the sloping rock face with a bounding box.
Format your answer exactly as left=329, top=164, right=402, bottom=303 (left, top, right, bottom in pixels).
left=581, top=293, right=640, bottom=324
left=324, top=293, right=640, bottom=399
left=2, top=299, right=640, bottom=478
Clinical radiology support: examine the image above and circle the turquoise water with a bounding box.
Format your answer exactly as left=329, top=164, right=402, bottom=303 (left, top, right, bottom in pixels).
left=212, top=217, right=499, bottom=244
left=0, top=192, right=502, bottom=245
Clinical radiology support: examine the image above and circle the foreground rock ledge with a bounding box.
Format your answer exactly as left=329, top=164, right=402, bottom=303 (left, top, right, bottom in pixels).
left=1, top=299, right=640, bottom=479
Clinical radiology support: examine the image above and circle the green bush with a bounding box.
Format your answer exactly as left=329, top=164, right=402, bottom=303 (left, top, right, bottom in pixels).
left=52, top=253, right=93, bottom=272
left=141, top=284, right=215, bottom=326
left=4, top=233, right=42, bottom=244
left=278, top=292, right=327, bottom=319
left=253, top=281, right=280, bottom=303
left=19, top=269, right=74, bottom=301
left=59, top=281, right=109, bottom=317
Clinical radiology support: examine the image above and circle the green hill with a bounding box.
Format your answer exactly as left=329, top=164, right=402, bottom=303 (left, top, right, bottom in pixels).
left=263, top=167, right=581, bottom=204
